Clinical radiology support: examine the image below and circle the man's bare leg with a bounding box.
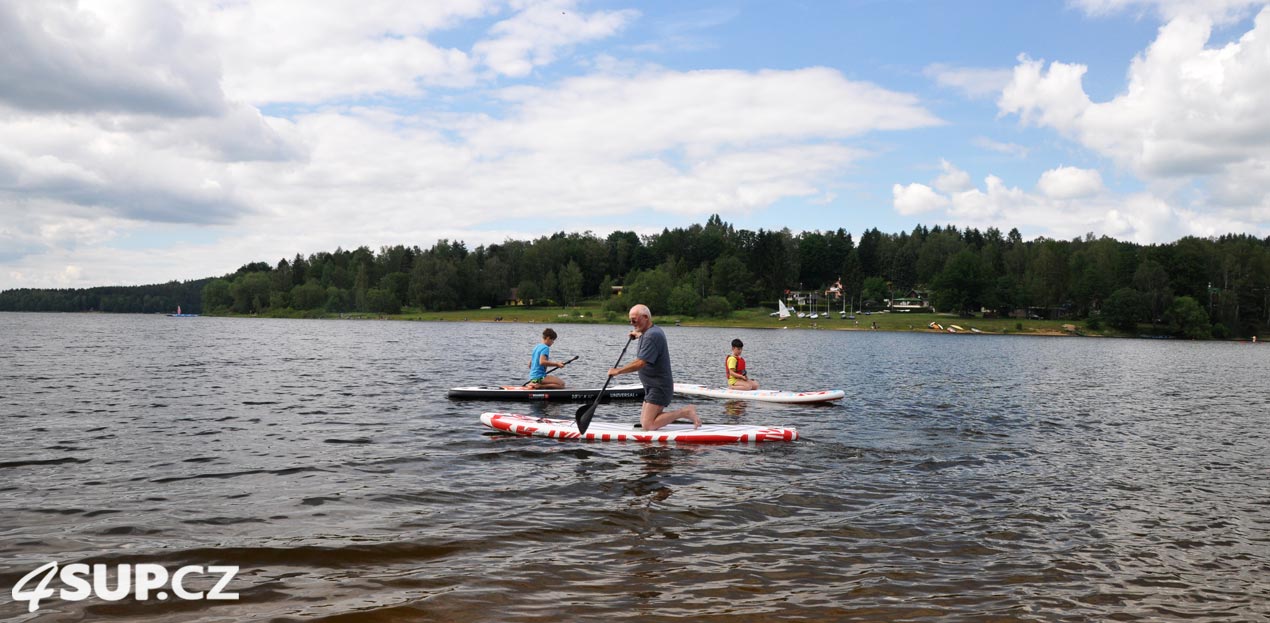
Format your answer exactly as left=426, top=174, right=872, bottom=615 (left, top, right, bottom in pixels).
left=640, top=402, right=700, bottom=431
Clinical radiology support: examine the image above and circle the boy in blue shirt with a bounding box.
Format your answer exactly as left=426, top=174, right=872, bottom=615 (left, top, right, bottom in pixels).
left=527, top=328, right=565, bottom=389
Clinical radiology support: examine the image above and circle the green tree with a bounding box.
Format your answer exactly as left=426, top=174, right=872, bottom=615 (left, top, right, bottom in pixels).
left=325, top=287, right=351, bottom=313
left=624, top=267, right=674, bottom=315
left=1164, top=295, right=1211, bottom=339
left=202, top=279, right=232, bottom=313
left=1103, top=287, right=1145, bottom=332
left=931, top=249, right=987, bottom=314
left=711, top=255, right=752, bottom=308
left=751, top=228, right=799, bottom=299
left=603, top=295, right=628, bottom=315
left=540, top=270, right=559, bottom=306
left=700, top=295, right=732, bottom=318
left=667, top=283, right=702, bottom=316
left=230, top=272, right=272, bottom=314
left=409, top=255, right=459, bottom=311
left=366, top=288, right=402, bottom=315
left=516, top=279, right=542, bottom=305
left=380, top=272, right=410, bottom=307
left=291, top=282, right=327, bottom=310
left=479, top=257, right=510, bottom=305
left=1133, top=259, right=1172, bottom=325
left=353, top=264, right=370, bottom=311
left=861, top=276, right=888, bottom=310
left=559, top=260, right=584, bottom=307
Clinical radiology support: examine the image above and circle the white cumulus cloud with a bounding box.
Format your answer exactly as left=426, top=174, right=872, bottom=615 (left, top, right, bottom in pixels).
left=1069, top=0, right=1264, bottom=24
left=891, top=160, right=1261, bottom=243
left=1037, top=166, right=1104, bottom=199
left=934, top=159, right=974, bottom=193
left=1001, top=7, right=1270, bottom=219
left=893, top=183, right=950, bottom=215
left=924, top=63, right=1014, bottom=99
left=475, top=0, right=638, bottom=77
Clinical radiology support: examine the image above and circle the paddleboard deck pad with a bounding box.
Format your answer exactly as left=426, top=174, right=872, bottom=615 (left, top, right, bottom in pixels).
left=481, top=413, right=797, bottom=443
left=449, top=384, right=645, bottom=401
left=673, top=383, right=845, bottom=403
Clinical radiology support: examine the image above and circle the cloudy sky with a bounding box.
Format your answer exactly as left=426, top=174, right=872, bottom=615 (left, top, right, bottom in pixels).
left=3, top=0, right=1270, bottom=289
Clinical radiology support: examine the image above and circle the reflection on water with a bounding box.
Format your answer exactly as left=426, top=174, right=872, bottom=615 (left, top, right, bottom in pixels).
left=1, top=313, right=1268, bottom=622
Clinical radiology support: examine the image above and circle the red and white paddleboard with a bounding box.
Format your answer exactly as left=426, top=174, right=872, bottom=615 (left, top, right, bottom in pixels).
left=673, top=383, right=845, bottom=403
left=480, top=413, right=798, bottom=443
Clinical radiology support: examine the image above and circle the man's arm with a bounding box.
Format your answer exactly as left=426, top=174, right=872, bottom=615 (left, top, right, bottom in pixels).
left=609, top=358, right=646, bottom=377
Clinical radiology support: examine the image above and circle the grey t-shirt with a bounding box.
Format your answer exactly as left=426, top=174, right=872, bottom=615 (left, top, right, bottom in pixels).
left=635, top=324, right=672, bottom=391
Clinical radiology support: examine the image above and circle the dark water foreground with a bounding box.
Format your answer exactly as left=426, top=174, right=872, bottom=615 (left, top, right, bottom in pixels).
left=1, top=313, right=1267, bottom=622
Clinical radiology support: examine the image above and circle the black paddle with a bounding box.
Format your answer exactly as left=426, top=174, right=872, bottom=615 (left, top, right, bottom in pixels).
left=575, top=336, right=635, bottom=434
left=552, top=355, right=580, bottom=373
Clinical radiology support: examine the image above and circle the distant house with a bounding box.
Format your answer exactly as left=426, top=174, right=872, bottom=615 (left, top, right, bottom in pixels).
left=505, top=287, right=534, bottom=307
left=888, top=289, right=930, bottom=312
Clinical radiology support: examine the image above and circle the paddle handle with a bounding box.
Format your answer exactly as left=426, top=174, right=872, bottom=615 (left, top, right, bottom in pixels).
left=552, top=355, right=579, bottom=372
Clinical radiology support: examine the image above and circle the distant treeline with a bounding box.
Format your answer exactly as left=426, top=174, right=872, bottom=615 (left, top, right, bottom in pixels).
left=2, top=215, right=1268, bottom=337
left=0, top=279, right=210, bottom=315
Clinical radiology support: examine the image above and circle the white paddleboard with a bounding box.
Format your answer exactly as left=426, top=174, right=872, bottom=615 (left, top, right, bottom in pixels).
left=673, top=383, right=845, bottom=403
left=480, top=413, right=798, bottom=443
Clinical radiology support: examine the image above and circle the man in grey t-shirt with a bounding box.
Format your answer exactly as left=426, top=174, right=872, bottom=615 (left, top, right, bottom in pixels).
left=608, top=304, right=700, bottom=431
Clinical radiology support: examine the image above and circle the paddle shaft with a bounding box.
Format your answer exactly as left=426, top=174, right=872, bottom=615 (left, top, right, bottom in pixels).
left=548, top=355, right=579, bottom=373
left=575, top=336, right=635, bottom=433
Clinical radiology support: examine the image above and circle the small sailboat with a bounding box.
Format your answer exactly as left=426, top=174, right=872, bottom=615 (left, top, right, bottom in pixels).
left=773, top=299, right=791, bottom=320
left=168, top=305, right=199, bottom=318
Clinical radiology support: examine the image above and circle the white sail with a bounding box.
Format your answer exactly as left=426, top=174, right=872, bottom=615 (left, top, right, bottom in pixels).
left=777, top=299, right=791, bottom=320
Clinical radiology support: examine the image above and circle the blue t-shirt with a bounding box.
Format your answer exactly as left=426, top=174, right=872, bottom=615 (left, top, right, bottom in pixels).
left=635, top=325, right=672, bottom=391
left=529, top=343, right=551, bottom=379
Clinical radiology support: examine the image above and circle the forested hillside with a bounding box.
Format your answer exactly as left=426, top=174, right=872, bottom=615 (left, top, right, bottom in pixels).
left=3, top=215, right=1267, bottom=337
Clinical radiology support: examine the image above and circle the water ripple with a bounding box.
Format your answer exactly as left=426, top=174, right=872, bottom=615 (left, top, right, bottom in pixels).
left=0, top=314, right=1267, bottom=622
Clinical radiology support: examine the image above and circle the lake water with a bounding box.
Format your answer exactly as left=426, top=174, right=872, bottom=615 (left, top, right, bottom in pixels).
left=1, top=312, right=1268, bottom=622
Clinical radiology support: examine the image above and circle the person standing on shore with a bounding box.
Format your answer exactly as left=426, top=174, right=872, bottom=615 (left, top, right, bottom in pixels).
left=609, top=304, right=700, bottom=431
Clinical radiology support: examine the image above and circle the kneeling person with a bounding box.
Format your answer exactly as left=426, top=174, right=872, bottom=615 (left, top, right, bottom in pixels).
left=609, top=304, right=700, bottom=431
left=726, top=338, right=759, bottom=390
left=527, top=328, right=565, bottom=389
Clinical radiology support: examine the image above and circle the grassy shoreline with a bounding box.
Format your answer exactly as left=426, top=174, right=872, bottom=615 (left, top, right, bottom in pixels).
left=240, top=302, right=1140, bottom=338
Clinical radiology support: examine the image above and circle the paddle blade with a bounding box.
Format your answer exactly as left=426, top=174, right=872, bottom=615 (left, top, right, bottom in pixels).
left=575, top=401, right=598, bottom=434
